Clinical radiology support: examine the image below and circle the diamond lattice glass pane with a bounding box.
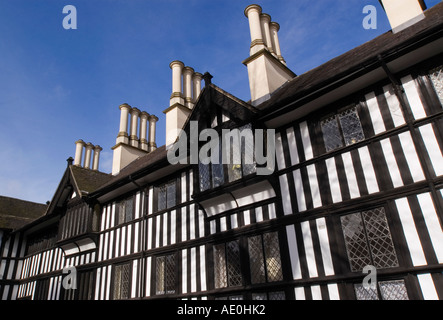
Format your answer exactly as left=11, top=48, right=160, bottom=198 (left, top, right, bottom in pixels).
left=269, top=291, right=286, bottom=300
left=263, top=232, right=283, bottom=282
left=113, top=264, right=130, bottom=299
left=165, top=254, right=176, bottom=294
left=158, top=185, right=167, bottom=211
left=321, top=116, right=344, bottom=152
left=354, top=284, right=379, bottom=300
left=156, top=256, right=165, bottom=294
left=212, top=143, right=224, bottom=188
left=252, top=293, right=267, bottom=300
left=341, top=213, right=372, bottom=272
left=338, top=107, right=365, bottom=146
left=362, top=207, right=399, bottom=269
left=166, top=181, right=176, bottom=208
left=117, top=202, right=126, bottom=225
left=240, top=124, right=256, bottom=177
left=379, top=280, right=409, bottom=300
left=429, top=65, right=443, bottom=106
left=214, top=244, right=227, bottom=289
left=113, top=265, right=122, bottom=299
left=199, top=162, right=211, bottom=192
left=226, top=240, right=243, bottom=287
left=227, top=132, right=242, bottom=182
left=120, top=263, right=130, bottom=299
left=124, top=197, right=133, bottom=222
left=248, top=235, right=266, bottom=284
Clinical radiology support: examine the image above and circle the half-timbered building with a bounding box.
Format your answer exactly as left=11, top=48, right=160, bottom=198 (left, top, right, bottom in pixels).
left=1, top=1, right=443, bottom=300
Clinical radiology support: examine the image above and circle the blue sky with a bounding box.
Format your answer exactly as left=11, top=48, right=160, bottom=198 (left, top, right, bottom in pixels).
left=0, top=0, right=441, bottom=204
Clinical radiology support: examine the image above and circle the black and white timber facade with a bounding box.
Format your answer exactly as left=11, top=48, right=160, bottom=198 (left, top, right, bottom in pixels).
left=1, top=2, right=443, bottom=301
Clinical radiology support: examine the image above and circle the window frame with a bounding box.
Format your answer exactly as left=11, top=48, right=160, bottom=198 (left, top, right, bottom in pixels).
left=339, top=206, right=399, bottom=273
left=213, top=240, right=244, bottom=289
left=115, top=195, right=135, bottom=225
left=155, top=179, right=177, bottom=212
left=248, top=232, right=284, bottom=284
left=154, top=253, right=177, bottom=296
left=112, top=262, right=131, bottom=300
left=428, top=64, right=443, bottom=106
left=354, top=278, right=410, bottom=300
left=198, top=123, right=257, bottom=192
left=320, top=105, right=365, bottom=153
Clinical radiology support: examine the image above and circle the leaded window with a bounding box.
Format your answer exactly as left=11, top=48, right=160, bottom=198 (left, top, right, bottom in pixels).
left=338, top=107, right=365, bottom=145
left=157, top=180, right=176, bottom=211
left=321, top=106, right=365, bottom=152
left=252, top=291, right=286, bottom=300
left=213, top=240, right=243, bottom=288
left=34, top=278, right=51, bottom=300
left=354, top=280, right=409, bottom=300
left=248, top=232, right=283, bottom=284
left=340, top=207, right=399, bottom=272
left=199, top=162, right=211, bottom=192
left=116, top=196, right=134, bottom=225
left=113, top=263, right=130, bottom=300
left=379, top=280, right=409, bottom=300
left=429, top=65, right=443, bottom=105
left=63, top=270, right=95, bottom=300
left=321, top=116, right=343, bottom=152
left=156, top=254, right=176, bottom=295
left=225, top=123, right=256, bottom=183
left=198, top=123, right=257, bottom=192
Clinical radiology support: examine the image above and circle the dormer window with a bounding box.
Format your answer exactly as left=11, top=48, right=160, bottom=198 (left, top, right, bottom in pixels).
left=156, top=179, right=177, bottom=212
left=321, top=106, right=365, bottom=152
left=199, top=123, right=257, bottom=192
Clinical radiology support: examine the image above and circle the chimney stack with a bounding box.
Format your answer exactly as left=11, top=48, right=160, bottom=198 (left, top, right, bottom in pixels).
left=92, top=145, right=102, bottom=171
left=139, top=111, right=149, bottom=151
left=83, top=143, right=94, bottom=169
left=73, top=140, right=102, bottom=171
left=379, top=0, right=426, bottom=34
left=245, top=4, right=266, bottom=55
left=74, top=139, right=86, bottom=166
left=269, top=21, right=285, bottom=65
left=193, top=72, right=203, bottom=103
left=164, top=60, right=202, bottom=147
left=148, top=114, right=159, bottom=152
left=243, top=4, right=295, bottom=106
left=112, top=104, right=158, bottom=175
left=129, top=107, right=141, bottom=148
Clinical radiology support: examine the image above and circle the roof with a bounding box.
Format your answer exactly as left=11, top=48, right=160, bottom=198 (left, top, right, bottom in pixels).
left=69, top=165, right=112, bottom=195
left=258, top=2, right=443, bottom=112
left=95, top=145, right=168, bottom=192
left=0, top=196, right=47, bottom=231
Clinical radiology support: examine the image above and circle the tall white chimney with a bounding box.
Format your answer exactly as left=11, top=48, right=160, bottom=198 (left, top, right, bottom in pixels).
left=112, top=103, right=157, bottom=175
left=380, top=0, right=426, bottom=34
left=139, top=111, right=149, bottom=151
left=74, top=139, right=85, bottom=166
left=183, top=66, right=195, bottom=109
left=83, top=143, right=94, bottom=169
left=170, top=60, right=185, bottom=106
left=245, top=4, right=266, bottom=55
left=260, top=13, right=273, bottom=54
left=243, top=4, right=295, bottom=106
left=92, top=145, right=102, bottom=171
left=116, top=103, right=131, bottom=145
left=129, top=107, right=140, bottom=148
left=193, top=72, right=203, bottom=103
left=73, top=140, right=102, bottom=171
left=164, top=61, right=201, bottom=148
